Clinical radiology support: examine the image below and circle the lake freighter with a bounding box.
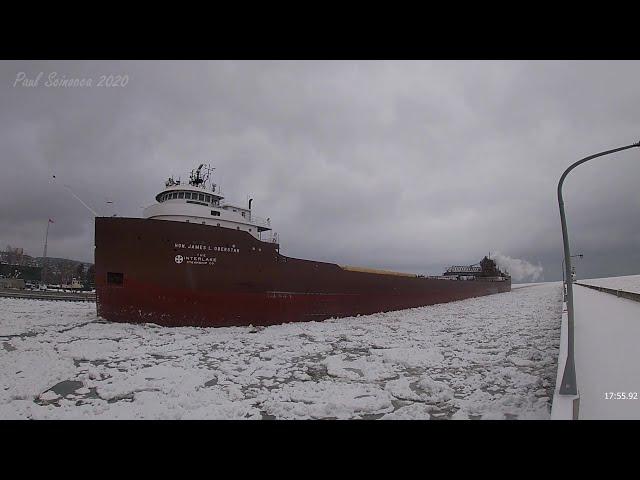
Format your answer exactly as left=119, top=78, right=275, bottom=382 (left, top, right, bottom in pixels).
left=95, top=165, right=511, bottom=327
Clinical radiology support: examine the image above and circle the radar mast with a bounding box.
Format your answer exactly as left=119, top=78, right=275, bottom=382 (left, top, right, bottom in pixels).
left=188, top=164, right=216, bottom=191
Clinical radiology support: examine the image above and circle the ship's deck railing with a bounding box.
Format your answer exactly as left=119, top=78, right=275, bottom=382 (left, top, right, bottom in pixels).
left=426, top=275, right=509, bottom=281
left=247, top=214, right=271, bottom=229
left=259, top=231, right=279, bottom=244
left=445, top=265, right=482, bottom=274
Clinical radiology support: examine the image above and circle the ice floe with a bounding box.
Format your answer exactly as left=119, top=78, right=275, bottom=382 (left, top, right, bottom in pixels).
left=0, top=282, right=562, bottom=419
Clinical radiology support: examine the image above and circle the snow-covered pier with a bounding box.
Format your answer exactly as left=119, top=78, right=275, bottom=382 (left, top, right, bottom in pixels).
left=570, top=276, right=640, bottom=419
left=0, top=288, right=95, bottom=302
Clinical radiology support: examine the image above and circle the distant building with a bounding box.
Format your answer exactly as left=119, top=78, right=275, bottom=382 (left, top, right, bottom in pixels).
left=0, top=278, right=25, bottom=289
left=0, top=264, right=42, bottom=281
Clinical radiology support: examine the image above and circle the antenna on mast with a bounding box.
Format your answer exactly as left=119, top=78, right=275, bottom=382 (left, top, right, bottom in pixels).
left=202, top=164, right=215, bottom=190
left=52, top=175, right=99, bottom=217
left=188, top=164, right=215, bottom=190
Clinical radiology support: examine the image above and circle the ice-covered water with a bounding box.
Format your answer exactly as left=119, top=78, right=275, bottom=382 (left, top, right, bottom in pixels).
left=0, top=282, right=562, bottom=419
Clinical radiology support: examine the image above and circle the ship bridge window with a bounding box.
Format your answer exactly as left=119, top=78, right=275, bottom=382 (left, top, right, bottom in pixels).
left=185, top=192, right=192, bottom=199
left=107, top=272, right=123, bottom=286
left=178, top=192, right=185, bottom=199
left=205, top=195, right=211, bottom=203
left=198, top=194, right=205, bottom=202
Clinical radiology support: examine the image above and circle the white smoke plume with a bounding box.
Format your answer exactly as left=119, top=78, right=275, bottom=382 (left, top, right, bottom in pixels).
left=490, top=252, right=544, bottom=282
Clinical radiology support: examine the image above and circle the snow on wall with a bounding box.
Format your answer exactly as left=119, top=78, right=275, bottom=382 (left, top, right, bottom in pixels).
left=578, top=274, right=640, bottom=295
left=550, top=300, right=578, bottom=420
left=0, top=283, right=562, bottom=420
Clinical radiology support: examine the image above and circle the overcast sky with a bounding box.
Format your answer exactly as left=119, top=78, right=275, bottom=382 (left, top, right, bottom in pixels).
left=1, top=60, right=639, bottom=282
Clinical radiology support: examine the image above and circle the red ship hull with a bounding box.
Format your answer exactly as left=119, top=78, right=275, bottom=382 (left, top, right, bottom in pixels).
left=95, top=217, right=511, bottom=327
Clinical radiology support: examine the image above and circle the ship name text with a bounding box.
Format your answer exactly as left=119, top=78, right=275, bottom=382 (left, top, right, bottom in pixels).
left=174, top=242, right=240, bottom=253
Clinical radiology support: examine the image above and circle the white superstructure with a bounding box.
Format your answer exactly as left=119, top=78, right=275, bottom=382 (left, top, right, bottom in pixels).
left=142, top=165, right=277, bottom=242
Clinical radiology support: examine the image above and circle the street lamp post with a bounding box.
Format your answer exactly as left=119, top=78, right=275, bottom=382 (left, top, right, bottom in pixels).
left=557, top=140, right=640, bottom=396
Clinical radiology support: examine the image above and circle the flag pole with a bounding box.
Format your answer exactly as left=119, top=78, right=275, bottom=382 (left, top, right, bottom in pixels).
left=42, top=219, right=51, bottom=284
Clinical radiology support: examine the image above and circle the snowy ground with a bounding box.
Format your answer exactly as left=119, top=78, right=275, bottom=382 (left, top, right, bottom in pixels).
left=578, top=274, right=640, bottom=294
left=0, top=283, right=562, bottom=420
left=573, top=284, right=640, bottom=419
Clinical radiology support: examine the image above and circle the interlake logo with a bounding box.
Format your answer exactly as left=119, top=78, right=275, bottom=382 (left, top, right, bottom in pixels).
left=174, top=253, right=216, bottom=266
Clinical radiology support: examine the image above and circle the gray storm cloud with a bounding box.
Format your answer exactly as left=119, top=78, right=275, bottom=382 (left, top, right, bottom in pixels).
left=1, top=60, right=640, bottom=281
